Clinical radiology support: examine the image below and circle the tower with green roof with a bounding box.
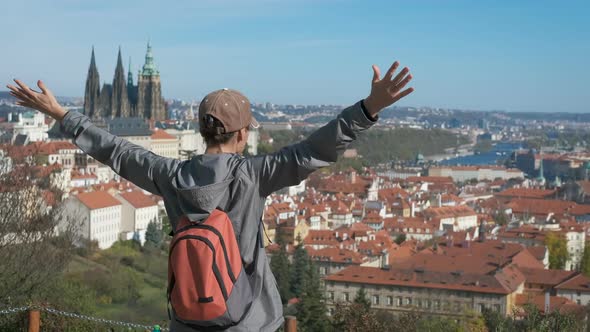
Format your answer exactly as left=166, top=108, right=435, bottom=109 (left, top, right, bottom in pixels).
left=136, top=41, right=166, bottom=120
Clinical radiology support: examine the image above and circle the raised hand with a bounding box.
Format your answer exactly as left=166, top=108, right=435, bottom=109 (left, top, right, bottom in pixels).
left=363, top=61, right=414, bottom=117
left=6, top=79, right=67, bottom=121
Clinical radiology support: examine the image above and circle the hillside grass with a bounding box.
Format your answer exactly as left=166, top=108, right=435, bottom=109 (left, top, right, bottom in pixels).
left=63, top=240, right=170, bottom=326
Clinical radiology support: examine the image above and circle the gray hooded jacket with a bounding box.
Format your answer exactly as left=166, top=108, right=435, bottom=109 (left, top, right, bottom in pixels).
left=59, top=100, right=377, bottom=331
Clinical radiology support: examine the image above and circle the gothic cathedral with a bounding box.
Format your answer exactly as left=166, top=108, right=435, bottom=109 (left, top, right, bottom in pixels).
left=83, top=42, right=166, bottom=121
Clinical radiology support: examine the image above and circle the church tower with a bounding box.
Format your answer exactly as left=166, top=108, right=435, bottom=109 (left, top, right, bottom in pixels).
left=137, top=42, right=166, bottom=120
left=83, top=47, right=101, bottom=118
left=111, top=48, right=131, bottom=118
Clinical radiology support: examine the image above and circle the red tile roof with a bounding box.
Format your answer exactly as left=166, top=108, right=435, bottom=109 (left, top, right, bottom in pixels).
left=76, top=191, right=121, bottom=210
left=555, top=273, right=590, bottom=292
left=326, top=265, right=524, bottom=295
left=385, top=217, right=437, bottom=233
left=3, top=141, right=78, bottom=160
left=519, top=267, right=578, bottom=287
left=151, top=129, right=176, bottom=140
left=507, top=198, right=585, bottom=217
left=71, top=170, right=98, bottom=180
left=515, top=294, right=580, bottom=314
left=92, top=180, right=135, bottom=192
left=496, top=188, right=556, bottom=200
left=308, top=247, right=366, bottom=264
left=304, top=230, right=338, bottom=246
left=397, top=240, right=543, bottom=274
left=423, top=205, right=476, bottom=219
left=119, top=190, right=158, bottom=208
left=525, top=246, right=548, bottom=262
left=388, top=246, right=417, bottom=264
left=378, top=187, right=410, bottom=201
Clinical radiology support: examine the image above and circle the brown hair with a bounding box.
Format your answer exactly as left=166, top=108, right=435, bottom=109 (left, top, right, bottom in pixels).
left=200, top=115, right=236, bottom=146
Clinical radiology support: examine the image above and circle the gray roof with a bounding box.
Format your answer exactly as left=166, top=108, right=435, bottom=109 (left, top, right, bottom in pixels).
left=365, top=200, right=384, bottom=210
left=155, top=120, right=197, bottom=131
left=107, top=117, right=152, bottom=136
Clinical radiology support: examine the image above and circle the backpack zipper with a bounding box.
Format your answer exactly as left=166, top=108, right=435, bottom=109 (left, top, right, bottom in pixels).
left=170, top=235, right=228, bottom=301
left=173, top=224, right=237, bottom=283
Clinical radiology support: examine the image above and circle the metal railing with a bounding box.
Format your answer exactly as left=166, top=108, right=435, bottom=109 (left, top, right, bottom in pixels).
left=0, top=305, right=297, bottom=332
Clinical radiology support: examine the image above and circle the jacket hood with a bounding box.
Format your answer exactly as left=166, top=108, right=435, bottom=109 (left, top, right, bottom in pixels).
left=172, top=154, right=239, bottom=222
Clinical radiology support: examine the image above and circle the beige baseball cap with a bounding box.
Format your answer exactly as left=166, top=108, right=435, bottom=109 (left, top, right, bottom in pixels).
left=199, top=88, right=259, bottom=134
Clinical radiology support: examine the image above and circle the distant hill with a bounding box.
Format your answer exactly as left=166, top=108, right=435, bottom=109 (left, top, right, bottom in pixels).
left=0, top=91, right=15, bottom=100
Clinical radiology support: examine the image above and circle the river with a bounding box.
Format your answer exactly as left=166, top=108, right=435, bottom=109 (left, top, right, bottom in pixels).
left=438, top=142, right=524, bottom=166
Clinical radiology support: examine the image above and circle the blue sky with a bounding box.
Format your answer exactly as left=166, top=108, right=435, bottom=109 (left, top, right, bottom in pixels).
left=1, top=0, right=588, bottom=112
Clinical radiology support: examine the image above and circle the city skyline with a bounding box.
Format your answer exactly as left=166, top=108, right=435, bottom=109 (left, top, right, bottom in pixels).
left=1, top=0, right=589, bottom=112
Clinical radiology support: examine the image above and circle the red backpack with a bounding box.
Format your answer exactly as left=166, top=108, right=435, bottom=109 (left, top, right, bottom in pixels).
left=167, top=209, right=253, bottom=328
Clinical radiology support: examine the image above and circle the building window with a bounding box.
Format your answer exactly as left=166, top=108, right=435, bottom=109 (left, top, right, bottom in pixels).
left=344, top=292, right=349, bottom=302
left=494, top=304, right=501, bottom=312
left=372, top=295, right=379, bottom=305
left=396, top=297, right=402, bottom=307
left=328, top=292, right=334, bottom=300
left=434, top=300, right=440, bottom=310
left=478, top=303, right=485, bottom=313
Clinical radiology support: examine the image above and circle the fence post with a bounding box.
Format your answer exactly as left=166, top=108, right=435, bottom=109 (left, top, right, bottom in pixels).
left=28, top=309, right=40, bottom=332
left=284, top=315, right=297, bottom=332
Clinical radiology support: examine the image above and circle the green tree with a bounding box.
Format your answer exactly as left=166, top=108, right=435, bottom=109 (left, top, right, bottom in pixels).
left=257, top=142, right=274, bottom=154
left=493, top=211, right=509, bottom=226
left=145, top=219, right=163, bottom=247
left=353, top=287, right=371, bottom=311
left=295, top=259, right=329, bottom=332
left=415, top=315, right=463, bottom=332
left=332, top=302, right=385, bottom=332
left=269, top=243, right=292, bottom=304
left=395, top=311, right=421, bottom=332
left=482, top=307, right=514, bottom=332
left=290, top=236, right=309, bottom=297
left=394, top=233, right=407, bottom=245
left=581, top=244, right=590, bottom=277
left=545, top=232, right=569, bottom=269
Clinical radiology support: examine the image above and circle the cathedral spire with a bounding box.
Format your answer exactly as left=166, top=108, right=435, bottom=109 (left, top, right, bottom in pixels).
left=84, top=47, right=101, bottom=118
left=111, top=47, right=131, bottom=117
left=90, top=46, right=96, bottom=69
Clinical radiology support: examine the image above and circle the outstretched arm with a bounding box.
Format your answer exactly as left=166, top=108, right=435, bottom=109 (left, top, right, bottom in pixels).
left=251, top=60, right=414, bottom=196
left=7, top=79, right=181, bottom=196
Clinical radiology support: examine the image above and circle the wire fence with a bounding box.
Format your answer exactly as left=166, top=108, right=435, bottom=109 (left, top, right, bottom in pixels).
left=0, top=305, right=168, bottom=331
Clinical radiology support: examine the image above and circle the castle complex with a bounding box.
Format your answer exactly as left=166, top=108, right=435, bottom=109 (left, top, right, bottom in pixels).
left=83, top=43, right=166, bottom=121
